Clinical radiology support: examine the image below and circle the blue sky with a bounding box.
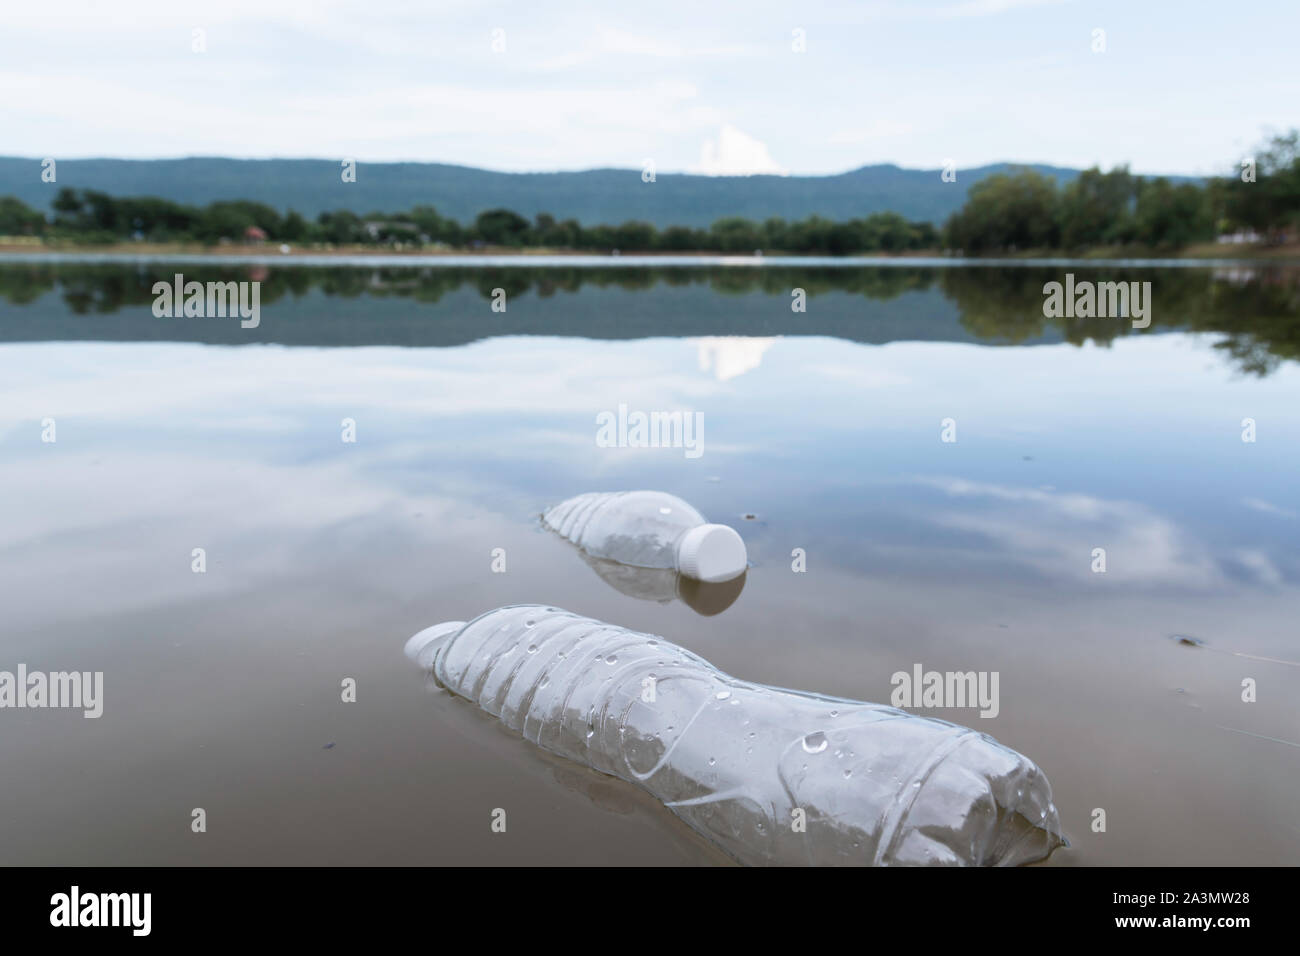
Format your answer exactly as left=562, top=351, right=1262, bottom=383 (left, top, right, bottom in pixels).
left=1, top=0, right=1295, bottom=175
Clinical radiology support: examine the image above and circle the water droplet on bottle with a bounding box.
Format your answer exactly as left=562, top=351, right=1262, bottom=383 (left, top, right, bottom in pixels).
left=802, top=732, right=829, bottom=754
left=527, top=644, right=538, bottom=654
left=843, top=769, right=853, bottom=779
left=715, top=690, right=731, bottom=700
left=524, top=619, right=535, bottom=628
left=659, top=507, right=672, bottom=514
left=607, top=654, right=618, bottom=665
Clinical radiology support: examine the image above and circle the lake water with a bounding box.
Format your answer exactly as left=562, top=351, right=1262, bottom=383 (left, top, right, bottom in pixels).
left=1, top=258, right=1297, bottom=865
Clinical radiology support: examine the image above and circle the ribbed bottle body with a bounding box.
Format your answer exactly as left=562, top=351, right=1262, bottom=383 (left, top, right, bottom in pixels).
left=542, top=491, right=703, bottom=570
left=426, top=605, right=1063, bottom=866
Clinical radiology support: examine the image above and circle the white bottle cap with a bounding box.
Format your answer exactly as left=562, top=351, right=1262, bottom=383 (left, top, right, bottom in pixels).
left=676, top=523, right=747, bottom=583
left=404, top=621, right=467, bottom=668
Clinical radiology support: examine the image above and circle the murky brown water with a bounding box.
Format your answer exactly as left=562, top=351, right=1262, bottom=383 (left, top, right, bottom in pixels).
left=1, top=261, right=1297, bottom=865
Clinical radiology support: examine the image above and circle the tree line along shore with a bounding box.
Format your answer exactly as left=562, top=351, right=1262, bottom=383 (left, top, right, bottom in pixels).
left=1, top=132, right=1296, bottom=256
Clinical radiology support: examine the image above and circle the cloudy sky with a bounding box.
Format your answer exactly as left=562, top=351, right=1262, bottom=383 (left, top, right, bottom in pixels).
left=2, top=0, right=1295, bottom=175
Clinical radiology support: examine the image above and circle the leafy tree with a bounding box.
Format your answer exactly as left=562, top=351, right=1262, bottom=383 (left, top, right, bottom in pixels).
left=1057, top=167, right=1136, bottom=249
left=786, top=215, right=835, bottom=253
left=658, top=225, right=703, bottom=251
left=758, top=217, right=787, bottom=251
left=197, top=201, right=282, bottom=241
left=474, top=208, right=531, bottom=246
left=861, top=212, right=915, bottom=252
left=579, top=224, right=616, bottom=250
left=908, top=220, right=939, bottom=249
left=535, top=215, right=582, bottom=248
left=0, top=196, right=46, bottom=235
left=1224, top=129, right=1300, bottom=240
left=612, top=220, right=657, bottom=250
left=1133, top=178, right=1213, bottom=248
left=50, top=189, right=118, bottom=232
left=408, top=205, right=451, bottom=243
left=280, top=210, right=310, bottom=241
left=942, top=169, right=1060, bottom=253
left=316, top=209, right=364, bottom=244
left=709, top=217, right=762, bottom=252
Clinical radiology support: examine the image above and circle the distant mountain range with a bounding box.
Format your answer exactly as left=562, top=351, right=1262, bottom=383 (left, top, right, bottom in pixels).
left=0, top=157, right=1196, bottom=228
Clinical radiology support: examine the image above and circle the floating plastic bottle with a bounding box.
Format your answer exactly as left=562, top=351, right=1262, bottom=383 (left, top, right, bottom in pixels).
left=405, top=605, right=1064, bottom=866
left=542, top=491, right=747, bottom=583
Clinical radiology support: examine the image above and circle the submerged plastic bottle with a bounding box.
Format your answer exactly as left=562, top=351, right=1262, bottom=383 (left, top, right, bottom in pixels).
left=542, top=491, right=747, bottom=583
left=405, top=605, right=1064, bottom=867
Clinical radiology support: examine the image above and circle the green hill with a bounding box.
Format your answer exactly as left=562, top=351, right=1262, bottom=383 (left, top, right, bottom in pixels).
left=0, top=156, right=1109, bottom=227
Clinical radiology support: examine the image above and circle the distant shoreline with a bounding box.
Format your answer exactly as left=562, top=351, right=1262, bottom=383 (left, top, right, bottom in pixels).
left=3, top=240, right=1298, bottom=265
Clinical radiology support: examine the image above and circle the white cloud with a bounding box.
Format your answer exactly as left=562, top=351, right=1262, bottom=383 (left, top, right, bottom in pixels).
left=914, top=477, right=1221, bottom=587
left=0, top=339, right=728, bottom=427
left=827, top=119, right=918, bottom=145
left=0, top=0, right=1289, bottom=173
left=693, top=337, right=778, bottom=381
left=1241, top=497, right=1297, bottom=519
left=595, top=28, right=762, bottom=59
left=692, top=125, right=787, bottom=176
left=1233, top=549, right=1284, bottom=586
left=597, top=29, right=687, bottom=59
left=932, top=0, right=1070, bottom=18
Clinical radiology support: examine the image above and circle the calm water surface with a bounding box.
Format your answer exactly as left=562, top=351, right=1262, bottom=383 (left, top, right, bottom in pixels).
left=1, top=261, right=1297, bottom=865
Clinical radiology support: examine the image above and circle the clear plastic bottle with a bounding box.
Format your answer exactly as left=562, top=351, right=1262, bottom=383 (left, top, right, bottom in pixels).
left=405, top=605, right=1064, bottom=866
left=542, top=491, right=746, bottom=583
